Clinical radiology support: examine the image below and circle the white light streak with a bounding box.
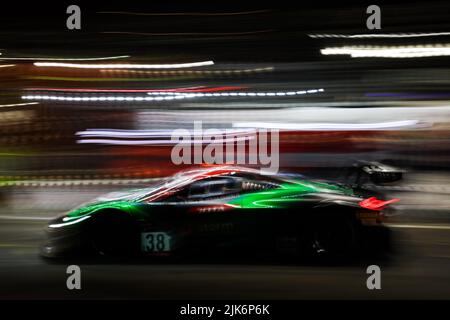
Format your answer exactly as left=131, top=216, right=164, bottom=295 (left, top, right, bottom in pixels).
left=76, top=128, right=255, bottom=138
left=34, top=60, right=214, bottom=69
left=233, top=120, right=422, bottom=131
left=0, top=215, right=52, bottom=221
left=0, top=55, right=130, bottom=61
left=0, top=102, right=38, bottom=108
left=321, top=45, right=450, bottom=58
left=146, top=89, right=324, bottom=97
left=22, top=95, right=190, bottom=102
left=100, top=66, right=274, bottom=75
left=22, top=88, right=324, bottom=102
left=77, top=137, right=251, bottom=145
left=309, top=32, right=450, bottom=39
left=49, top=215, right=91, bottom=228
left=386, top=224, right=450, bottom=230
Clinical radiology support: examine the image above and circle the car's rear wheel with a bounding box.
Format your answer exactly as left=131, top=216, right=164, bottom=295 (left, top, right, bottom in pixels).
left=306, top=214, right=359, bottom=260
left=89, top=211, right=139, bottom=258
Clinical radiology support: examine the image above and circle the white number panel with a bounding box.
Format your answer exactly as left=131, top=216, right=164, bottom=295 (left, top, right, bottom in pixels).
left=141, top=232, right=171, bottom=252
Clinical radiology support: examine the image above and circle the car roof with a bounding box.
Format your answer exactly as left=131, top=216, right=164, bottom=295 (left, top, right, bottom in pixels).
left=174, top=165, right=261, bottom=179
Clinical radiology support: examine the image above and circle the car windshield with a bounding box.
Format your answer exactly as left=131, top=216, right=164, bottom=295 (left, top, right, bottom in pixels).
left=98, top=167, right=286, bottom=203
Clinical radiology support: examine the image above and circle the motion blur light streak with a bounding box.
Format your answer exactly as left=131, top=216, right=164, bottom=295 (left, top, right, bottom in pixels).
left=22, top=95, right=191, bottom=102
left=233, top=120, right=424, bottom=130
left=148, top=91, right=321, bottom=97
left=21, top=89, right=324, bottom=102
left=33, top=60, right=214, bottom=69
left=24, top=86, right=246, bottom=93
left=76, top=128, right=256, bottom=138
left=0, top=55, right=130, bottom=61
left=0, top=102, right=38, bottom=108
left=321, top=45, right=450, bottom=58
left=77, top=137, right=252, bottom=145
left=309, top=32, right=450, bottom=38
left=146, top=89, right=325, bottom=97
left=99, top=67, right=274, bottom=76
left=76, top=128, right=258, bottom=145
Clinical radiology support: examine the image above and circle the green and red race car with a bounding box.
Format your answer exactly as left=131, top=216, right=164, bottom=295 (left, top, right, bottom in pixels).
left=41, top=165, right=399, bottom=260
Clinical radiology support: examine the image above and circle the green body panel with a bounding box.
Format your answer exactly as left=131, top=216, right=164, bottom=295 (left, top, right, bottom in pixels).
left=65, top=178, right=353, bottom=220
left=229, top=180, right=353, bottom=209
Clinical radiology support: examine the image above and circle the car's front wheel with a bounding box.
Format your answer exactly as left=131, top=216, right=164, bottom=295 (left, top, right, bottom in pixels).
left=89, top=211, right=139, bottom=258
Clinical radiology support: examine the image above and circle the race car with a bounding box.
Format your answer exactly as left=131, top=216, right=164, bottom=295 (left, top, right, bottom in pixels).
left=41, top=165, right=399, bottom=260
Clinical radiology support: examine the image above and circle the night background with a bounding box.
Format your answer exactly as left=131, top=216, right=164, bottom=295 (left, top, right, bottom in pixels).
left=0, top=1, right=450, bottom=300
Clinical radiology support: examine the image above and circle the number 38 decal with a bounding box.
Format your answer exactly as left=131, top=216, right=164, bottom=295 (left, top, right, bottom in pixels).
left=141, top=232, right=171, bottom=252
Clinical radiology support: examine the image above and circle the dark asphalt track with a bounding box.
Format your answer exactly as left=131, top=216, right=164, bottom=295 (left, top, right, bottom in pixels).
left=1, top=213, right=450, bottom=299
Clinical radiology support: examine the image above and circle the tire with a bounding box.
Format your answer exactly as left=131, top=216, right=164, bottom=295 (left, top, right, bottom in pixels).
left=89, top=211, right=139, bottom=258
